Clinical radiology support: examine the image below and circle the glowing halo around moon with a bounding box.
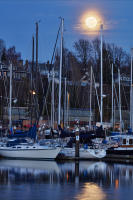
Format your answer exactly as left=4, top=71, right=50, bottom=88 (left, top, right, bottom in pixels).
left=85, top=16, right=98, bottom=29
left=79, top=10, right=103, bottom=35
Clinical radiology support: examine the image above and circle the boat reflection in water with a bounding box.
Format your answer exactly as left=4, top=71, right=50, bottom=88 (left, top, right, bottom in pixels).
left=0, top=160, right=133, bottom=200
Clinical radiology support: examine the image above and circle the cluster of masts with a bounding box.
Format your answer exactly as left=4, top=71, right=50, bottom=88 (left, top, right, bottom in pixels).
left=8, top=19, right=133, bottom=133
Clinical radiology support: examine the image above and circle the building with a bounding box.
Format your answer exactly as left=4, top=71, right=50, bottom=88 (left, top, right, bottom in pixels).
left=61, top=108, right=95, bottom=127
left=0, top=62, right=28, bottom=80
left=3, top=107, right=29, bottom=121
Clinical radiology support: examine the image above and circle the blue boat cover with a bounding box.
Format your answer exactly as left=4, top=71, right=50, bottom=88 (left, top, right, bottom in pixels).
left=8, top=124, right=37, bottom=139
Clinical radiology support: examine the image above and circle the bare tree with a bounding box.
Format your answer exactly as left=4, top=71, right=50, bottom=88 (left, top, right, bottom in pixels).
left=0, top=39, right=6, bottom=60
left=74, top=39, right=92, bottom=73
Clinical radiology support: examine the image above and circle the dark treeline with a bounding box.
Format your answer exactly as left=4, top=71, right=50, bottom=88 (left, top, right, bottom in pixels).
left=0, top=39, right=21, bottom=65
left=60, top=38, right=130, bottom=82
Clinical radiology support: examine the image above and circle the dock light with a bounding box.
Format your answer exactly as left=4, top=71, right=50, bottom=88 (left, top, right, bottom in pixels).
left=30, top=90, right=36, bottom=95
left=32, top=90, right=36, bottom=95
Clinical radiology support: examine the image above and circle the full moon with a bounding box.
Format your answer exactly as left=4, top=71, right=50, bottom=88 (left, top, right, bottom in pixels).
left=85, top=16, right=97, bottom=29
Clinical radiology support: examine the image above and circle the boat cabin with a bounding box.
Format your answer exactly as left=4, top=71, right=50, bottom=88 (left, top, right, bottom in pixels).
left=121, top=136, right=133, bottom=146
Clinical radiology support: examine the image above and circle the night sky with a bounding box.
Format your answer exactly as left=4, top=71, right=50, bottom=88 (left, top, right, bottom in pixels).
left=0, top=0, right=133, bottom=62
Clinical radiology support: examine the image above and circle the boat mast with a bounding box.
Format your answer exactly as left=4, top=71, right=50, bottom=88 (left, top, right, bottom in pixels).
left=51, top=67, right=55, bottom=129
left=66, top=92, right=69, bottom=127
left=36, top=22, right=38, bottom=74
left=118, top=68, right=122, bottom=133
left=30, top=35, right=34, bottom=126
left=35, top=21, right=40, bottom=123
left=89, top=66, right=92, bottom=130
left=31, top=36, right=34, bottom=87
left=112, top=63, right=114, bottom=128
left=114, top=98, right=115, bottom=130
left=58, top=18, right=64, bottom=126
left=64, top=77, right=67, bottom=128
left=9, top=63, right=12, bottom=129
left=130, top=48, right=133, bottom=130
left=100, top=24, right=103, bottom=126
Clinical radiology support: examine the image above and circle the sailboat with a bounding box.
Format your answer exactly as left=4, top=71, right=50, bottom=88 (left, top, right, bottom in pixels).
left=0, top=142, right=61, bottom=160
left=0, top=123, right=61, bottom=160
left=60, top=147, right=106, bottom=159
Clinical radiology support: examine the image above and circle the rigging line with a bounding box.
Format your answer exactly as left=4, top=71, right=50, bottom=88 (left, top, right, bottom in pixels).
left=41, top=76, right=51, bottom=116
left=92, top=69, right=100, bottom=115
left=15, top=81, right=22, bottom=115
left=121, top=82, right=129, bottom=110
left=114, top=82, right=124, bottom=129
left=108, top=63, right=123, bottom=113
left=38, top=65, right=45, bottom=96
left=31, top=68, right=40, bottom=122
left=38, top=65, right=46, bottom=117
left=32, top=77, right=40, bottom=122
left=39, top=78, right=50, bottom=121
left=41, top=80, right=51, bottom=120
left=75, top=82, right=80, bottom=108
left=114, top=83, right=119, bottom=109
left=1, top=68, right=8, bottom=107
left=50, top=23, right=61, bottom=66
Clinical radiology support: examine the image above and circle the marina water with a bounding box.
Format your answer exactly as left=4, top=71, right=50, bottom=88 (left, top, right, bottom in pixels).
left=0, top=159, right=133, bottom=200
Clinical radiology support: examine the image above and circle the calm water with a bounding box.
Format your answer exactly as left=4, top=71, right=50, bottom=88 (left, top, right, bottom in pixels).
left=0, top=159, right=133, bottom=200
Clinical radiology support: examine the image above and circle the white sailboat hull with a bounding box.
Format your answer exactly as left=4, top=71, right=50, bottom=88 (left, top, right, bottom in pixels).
left=0, top=145, right=61, bottom=160
left=61, top=148, right=106, bottom=159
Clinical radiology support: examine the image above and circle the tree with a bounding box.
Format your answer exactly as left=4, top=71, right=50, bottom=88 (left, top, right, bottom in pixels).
left=1, top=48, right=7, bottom=64
left=6, top=46, right=21, bottom=65
left=74, top=39, right=92, bottom=73
left=0, top=39, right=6, bottom=60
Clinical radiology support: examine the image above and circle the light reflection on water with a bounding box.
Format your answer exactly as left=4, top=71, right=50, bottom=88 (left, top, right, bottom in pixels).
left=75, top=183, right=106, bottom=200
left=0, top=159, right=133, bottom=200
